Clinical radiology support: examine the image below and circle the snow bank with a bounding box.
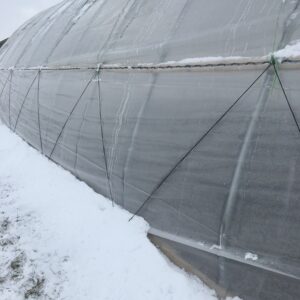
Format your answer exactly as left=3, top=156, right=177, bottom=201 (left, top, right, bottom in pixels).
left=0, top=124, right=229, bottom=300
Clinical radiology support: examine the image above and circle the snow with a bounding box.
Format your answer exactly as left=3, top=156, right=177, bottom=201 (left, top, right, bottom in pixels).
left=159, top=40, right=300, bottom=66
left=0, top=124, right=237, bottom=300
left=6, top=39, right=300, bottom=72
left=136, top=40, right=300, bottom=68
left=244, top=253, right=258, bottom=261
left=210, top=244, right=222, bottom=250
left=159, top=56, right=247, bottom=66
left=274, top=40, right=300, bottom=61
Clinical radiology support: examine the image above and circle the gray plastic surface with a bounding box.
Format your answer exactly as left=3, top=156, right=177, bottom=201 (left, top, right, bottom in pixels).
left=0, top=1, right=300, bottom=299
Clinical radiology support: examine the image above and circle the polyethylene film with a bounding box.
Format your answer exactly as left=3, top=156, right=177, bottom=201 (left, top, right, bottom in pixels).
left=0, top=0, right=300, bottom=299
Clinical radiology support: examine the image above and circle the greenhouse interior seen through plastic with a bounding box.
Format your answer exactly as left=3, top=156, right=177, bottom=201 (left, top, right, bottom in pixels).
left=0, top=0, right=300, bottom=299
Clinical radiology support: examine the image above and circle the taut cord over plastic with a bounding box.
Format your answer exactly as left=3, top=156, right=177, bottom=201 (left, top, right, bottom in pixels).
left=0, top=71, right=11, bottom=100
left=97, top=69, right=114, bottom=205
left=129, top=63, right=272, bottom=221
left=0, top=57, right=299, bottom=72
left=13, top=71, right=39, bottom=132
left=8, top=69, right=13, bottom=129
left=49, top=72, right=96, bottom=159
left=37, top=70, right=44, bottom=154
left=272, top=59, right=300, bottom=134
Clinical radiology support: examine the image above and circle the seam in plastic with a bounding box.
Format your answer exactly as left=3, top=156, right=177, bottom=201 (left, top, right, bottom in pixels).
left=0, top=60, right=277, bottom=72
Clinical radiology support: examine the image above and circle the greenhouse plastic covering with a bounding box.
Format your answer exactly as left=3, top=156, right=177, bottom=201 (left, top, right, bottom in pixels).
left=0, top=0, right=300, bottom=299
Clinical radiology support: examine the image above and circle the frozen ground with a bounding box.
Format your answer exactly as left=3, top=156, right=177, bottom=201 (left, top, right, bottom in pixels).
left=0, top=124, right=238, bottom=300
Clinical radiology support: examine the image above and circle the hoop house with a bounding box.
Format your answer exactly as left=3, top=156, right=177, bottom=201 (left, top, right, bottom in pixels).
left=0, top=1, right=300, bottom=299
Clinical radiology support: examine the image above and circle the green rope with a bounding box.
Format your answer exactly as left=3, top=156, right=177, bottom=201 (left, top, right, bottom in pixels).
left=272, top=58, right=300, bottom=134
left=129, top=64, right=271, bottom=222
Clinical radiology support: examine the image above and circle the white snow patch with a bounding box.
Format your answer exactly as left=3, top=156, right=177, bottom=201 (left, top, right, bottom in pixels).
left=210, top=244, right=222, bottom=251
left=244, top=252, right=258, bottom=261
left=161, top=56, right=245, bottom=66
left=0, top=124, right=238, bottom=300
left=274, top=40, right=300, bottom=61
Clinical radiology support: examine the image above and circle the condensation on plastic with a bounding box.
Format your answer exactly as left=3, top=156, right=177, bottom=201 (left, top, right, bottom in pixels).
left=0, top=1, right=300, bottom=299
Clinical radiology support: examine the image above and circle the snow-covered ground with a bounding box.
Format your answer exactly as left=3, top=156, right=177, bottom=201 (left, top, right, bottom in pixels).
left=0, top=124, right=236, bottom=300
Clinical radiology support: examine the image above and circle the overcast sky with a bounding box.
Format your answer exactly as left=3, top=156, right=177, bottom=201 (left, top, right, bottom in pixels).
left=0, top=0, right=63, bottom=41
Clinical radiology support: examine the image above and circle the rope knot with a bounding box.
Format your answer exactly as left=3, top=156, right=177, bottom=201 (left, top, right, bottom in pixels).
left=270, top=54, right=279, bottom=67
left=96, top=63, right=102, bottom=73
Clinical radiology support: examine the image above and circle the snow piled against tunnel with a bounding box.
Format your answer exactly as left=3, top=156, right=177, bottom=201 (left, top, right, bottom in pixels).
left=0, top=124, right=240, bottom=300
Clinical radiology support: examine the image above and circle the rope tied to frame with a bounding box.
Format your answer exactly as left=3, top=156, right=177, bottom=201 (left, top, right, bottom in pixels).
left=271, top=54, right=300, bottom=135
left=128, top=54, right=300, bottom=222
left=37, top=68, right=44, bottom=154
left=128, top=63, right=271, bottom=221
left=96, top=63, right=102, bottom=73
left=96, top=65, right=114, bottom=206
left=49, top=72, right=96, bottom=158
left=2, top=54, right=298, bottom=222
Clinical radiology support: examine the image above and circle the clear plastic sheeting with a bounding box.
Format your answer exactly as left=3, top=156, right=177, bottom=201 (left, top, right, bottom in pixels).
left=0, top=1, right=300, bottom=299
